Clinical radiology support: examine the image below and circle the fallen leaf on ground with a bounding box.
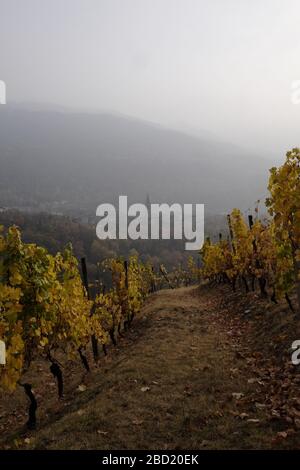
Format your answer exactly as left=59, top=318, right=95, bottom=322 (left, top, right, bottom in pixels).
left=132, top=418, right=144, bottom=425
left=294, top=419, right=300, bottom=429
left=255, top=403, right=266, bottom=410
left=232, top=392, right=244, bottom=400
left=247, top=378, right=257, bottom=384
left=277, top=431, right=288, bottom=439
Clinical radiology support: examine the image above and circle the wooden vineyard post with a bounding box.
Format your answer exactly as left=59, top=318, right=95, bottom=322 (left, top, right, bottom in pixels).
left=159, top=264, right=174, bottom=289
left=81, top=257, right=99, bottom=362
left=197, top=256, right=201, bottom=285
left=248, top=214, right=267, bottom=297
left=123, top=259, right=133, bottom=326
left=248, top=214, right=254, bottom=230
left=20, top=383, right=37, bottom=430
left=227, top=214, right=237, bottom=291
left=124, top=260, right=129, bottom=290
left=151, top=266, right=156, bottom=293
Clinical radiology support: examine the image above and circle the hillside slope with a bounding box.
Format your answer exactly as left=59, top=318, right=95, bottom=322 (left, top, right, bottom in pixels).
left=0, top=106, right=270, bottom=214
left=1, top=285, right=299, bottom=450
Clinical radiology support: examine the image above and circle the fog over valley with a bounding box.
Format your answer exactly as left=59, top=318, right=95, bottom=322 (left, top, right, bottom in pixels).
left=0, top=104, right=270, bottom=217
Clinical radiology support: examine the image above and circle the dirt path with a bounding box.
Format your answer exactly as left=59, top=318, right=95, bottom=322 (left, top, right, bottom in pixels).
left=16, top=285, right=281, bottom=450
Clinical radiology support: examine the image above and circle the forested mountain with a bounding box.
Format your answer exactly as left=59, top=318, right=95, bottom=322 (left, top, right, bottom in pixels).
left=0, top=105, right=270, bottom=216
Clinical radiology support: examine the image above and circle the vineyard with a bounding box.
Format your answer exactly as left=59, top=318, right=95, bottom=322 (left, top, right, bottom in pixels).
left=0, top=148, right=300, bottom=449
left=0, top=228, right=164, bottom=426
left=201, top=148, right=300, bottom=315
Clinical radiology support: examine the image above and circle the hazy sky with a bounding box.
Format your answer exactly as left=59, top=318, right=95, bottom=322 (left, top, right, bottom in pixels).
left=1, top=0, right=300, bottom=157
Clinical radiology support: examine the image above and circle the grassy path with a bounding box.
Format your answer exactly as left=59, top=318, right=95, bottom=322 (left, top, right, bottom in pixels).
left=25, top=285, right=279, bottom=450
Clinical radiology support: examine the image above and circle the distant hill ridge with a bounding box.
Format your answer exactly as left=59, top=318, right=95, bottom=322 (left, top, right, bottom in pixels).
left=0, top=104, right=270, bottom=215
